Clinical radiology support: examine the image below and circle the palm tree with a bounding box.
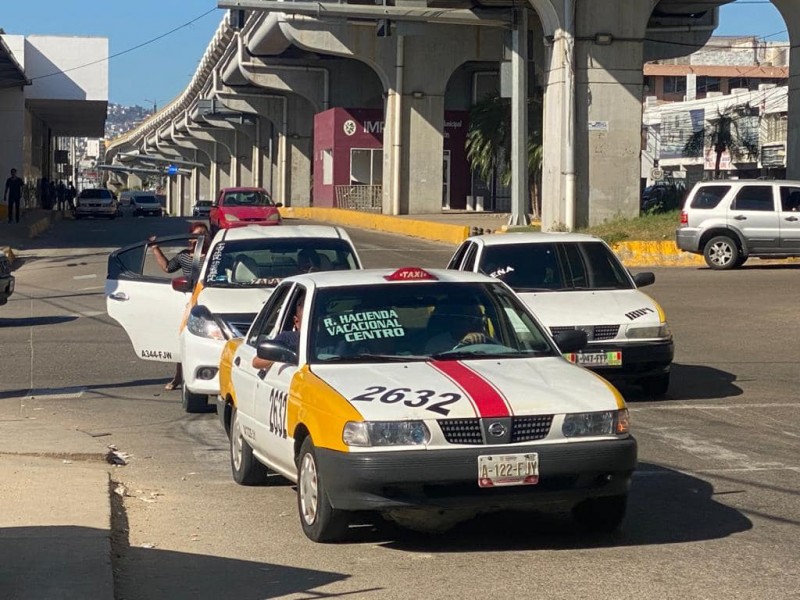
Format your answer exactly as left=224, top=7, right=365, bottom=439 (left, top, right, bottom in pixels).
left=466, top=91, right=543, bottom=217
left=683, top=105, right=759, bottom=179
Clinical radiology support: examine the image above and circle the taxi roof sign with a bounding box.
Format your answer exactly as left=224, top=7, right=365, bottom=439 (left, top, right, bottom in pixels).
left=384, top=267, right=438, bottom=282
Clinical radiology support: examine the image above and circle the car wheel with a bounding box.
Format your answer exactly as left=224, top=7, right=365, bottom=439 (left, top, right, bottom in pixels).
left=703, top=235, right=740, bottom=270
left=230, top=406, right=268, bottom=485
left=640, top=373, right=669, bottom=398
left=734, top=255, right=748, bottom=268
left=297, top=437, right=349, bottom=543
left=572, top=494, right=628, bottom=533
left=181, top=382, right=209, bottom=413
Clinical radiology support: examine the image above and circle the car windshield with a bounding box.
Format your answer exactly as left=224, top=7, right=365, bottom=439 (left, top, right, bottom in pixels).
left=79, top=189, right=113, bottom=200
left=308, top=282, right=557, bottom=363
left=133, top=195, right=159, bottom=204
left=222, top=190, right=273, bottom=207
left=196, top=201, right=212, bottom=207
left=480, top=242, right=633, bottom=291
left=203, top=238, right=359, bottom=288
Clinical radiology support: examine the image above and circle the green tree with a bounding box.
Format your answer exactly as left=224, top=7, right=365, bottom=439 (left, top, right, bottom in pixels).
left=466, top=91, right=543, bottom=217
left=683, top=106, right=759, bottom=179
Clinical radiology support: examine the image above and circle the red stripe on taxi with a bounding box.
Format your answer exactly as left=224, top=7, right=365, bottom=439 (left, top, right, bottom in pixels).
left=429, top=361, right=511, bottom=418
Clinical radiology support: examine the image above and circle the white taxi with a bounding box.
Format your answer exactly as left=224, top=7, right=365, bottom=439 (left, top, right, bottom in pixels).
left=105, top=225, right=362, bottom=412
left=447, top=233, right=674, bottom=397
left=218, top=267, right=637, bottom=542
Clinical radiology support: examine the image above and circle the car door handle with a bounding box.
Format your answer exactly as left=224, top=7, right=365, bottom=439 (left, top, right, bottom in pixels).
left=257, top=369, right=267, bottom=380
left=234, top=357, right=241, bottom=367
left=733, top=215, right=747, bottom=221
left=108, top=292, right=129, bottom=301
left=786, top=216, right=799, bottom=222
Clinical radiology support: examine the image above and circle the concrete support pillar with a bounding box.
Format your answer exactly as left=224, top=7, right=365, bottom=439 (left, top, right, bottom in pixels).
left=171, top=124, right=214, bottom=202
left=773, top=0, right=800, bottom=179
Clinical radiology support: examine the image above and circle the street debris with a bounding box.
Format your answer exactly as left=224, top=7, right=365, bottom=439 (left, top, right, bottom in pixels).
left=113, top=483, right=128, bottom=498
left=141, top=543, right=156, bottom=549
left=105, top=445, right=129, bottom=466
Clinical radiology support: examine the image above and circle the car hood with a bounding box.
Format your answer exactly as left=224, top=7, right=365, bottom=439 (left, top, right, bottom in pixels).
left=516, top=289, right=663, bottom=327
left=311, top=358, right=620, bottom=421
left=197, top=286, right=274, bottom=314
left=220, top=206, right=279, bottom=220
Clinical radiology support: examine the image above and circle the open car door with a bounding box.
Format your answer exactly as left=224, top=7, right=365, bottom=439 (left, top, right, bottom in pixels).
left=105, top=234, right=205, bottom=362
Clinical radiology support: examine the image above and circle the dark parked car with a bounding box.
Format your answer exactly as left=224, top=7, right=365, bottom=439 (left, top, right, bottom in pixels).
left=192, top=200, right=212, bottom=218
left=0, top=253, right=15, bottom=306
left=131, top=193, right=163, bottom=217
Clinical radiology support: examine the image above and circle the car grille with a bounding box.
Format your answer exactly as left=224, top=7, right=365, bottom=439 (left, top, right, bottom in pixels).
left=550, top=325, right=619, bottom=341
left=439, top=416, right=554, bottom=445
left=220, top=313, right=257, bottom=338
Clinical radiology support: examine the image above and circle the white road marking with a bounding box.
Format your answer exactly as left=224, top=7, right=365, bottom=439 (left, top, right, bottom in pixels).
left=647, top=427, right=768, bottom=468
left=78, top=286, right=105, bottom=291
left=634, top=465, right=800, bottom=476
left=631, top=402, right=800, bottom=411
left=25, top=387, right=87, bottom=400
left=69, top=310, right=106, bottom=318
left=73, top=274, right=97, bottom=280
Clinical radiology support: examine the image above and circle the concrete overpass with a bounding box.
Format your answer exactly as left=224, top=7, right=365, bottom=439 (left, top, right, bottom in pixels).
left=105, top=0, right=800, bottom=230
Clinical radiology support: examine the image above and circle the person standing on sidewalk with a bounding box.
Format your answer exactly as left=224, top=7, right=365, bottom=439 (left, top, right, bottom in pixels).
left=4, top=168, right=23, bottom=224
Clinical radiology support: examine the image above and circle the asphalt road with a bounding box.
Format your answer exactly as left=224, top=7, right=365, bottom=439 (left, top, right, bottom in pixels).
left=1, top=215, right=799, bottom=600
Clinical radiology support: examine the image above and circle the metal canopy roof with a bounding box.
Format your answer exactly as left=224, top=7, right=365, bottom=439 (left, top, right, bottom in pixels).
left=0, top=37, right=29, bottom=88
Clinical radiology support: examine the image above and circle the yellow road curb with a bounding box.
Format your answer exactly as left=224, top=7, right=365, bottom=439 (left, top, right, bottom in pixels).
left=28, top=216, right=52, bottom=239
left=612, top=241, right=705, bottom=267
left=280, top=207, right=470, bottom=245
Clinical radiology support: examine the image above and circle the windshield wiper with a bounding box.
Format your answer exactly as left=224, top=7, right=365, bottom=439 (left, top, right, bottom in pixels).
left=514, top=287, right=556, bottom=293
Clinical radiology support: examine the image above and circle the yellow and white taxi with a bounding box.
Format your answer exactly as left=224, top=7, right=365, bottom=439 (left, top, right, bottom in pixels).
left=218, top=267, right=637, bottom=542
left=105, top=225, right=361, bottom=412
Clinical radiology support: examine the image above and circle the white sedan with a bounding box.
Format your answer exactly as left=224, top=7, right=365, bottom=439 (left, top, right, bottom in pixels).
left=105, top=225, right=362, bottom=412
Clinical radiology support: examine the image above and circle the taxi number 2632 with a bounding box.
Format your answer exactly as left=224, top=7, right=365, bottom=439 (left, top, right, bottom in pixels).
left=269, top=388, right=288, bottom=439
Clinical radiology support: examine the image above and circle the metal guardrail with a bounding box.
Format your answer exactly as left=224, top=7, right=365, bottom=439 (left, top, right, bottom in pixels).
left=335, top=185, right=382, bottom=212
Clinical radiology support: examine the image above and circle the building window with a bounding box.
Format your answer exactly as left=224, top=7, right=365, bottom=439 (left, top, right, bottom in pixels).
left=728, top=77, right=756, bottom=91
left=350, top=148, right=383, bottom=185
left=663, top=76, right=686, bottom=95
left=322, top=149, right=333, bottom=185
left=697, top=76, right=721, bottom=95
left=764, top=114, right=788, bottom=145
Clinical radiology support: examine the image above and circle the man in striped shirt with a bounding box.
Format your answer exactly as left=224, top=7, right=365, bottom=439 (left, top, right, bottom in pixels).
left=148, top=222, right=211, bottom=390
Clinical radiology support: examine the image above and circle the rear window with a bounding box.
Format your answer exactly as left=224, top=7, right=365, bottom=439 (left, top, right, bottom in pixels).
left=79, top=189, right=113, bottom=200
left=133, top=195, right=160, bottom=204
left=690, top=185, right=730, bottom=210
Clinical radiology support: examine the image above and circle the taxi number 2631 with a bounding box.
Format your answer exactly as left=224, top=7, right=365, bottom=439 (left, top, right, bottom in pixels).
left=269, top=388, right=288, bottom=439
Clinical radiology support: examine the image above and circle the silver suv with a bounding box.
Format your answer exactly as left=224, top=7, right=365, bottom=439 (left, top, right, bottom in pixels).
left=676, top=180, right=800, bottom=269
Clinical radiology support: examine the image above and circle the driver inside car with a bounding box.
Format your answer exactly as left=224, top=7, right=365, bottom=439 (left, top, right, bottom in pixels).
left=424, top=302, right=492, bottom=355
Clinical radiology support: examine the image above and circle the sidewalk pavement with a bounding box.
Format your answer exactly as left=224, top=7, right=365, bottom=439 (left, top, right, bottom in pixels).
left=0, top=400, right=114, bottom=600
left=1, top=208, right=61, bottom=264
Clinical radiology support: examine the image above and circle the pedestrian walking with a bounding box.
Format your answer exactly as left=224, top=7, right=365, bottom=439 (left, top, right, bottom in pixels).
left=4, top=168, right=23, bottom=224
left=56, top=180, right=67, bottom=211
left=67, top=181, right=76, bottom=209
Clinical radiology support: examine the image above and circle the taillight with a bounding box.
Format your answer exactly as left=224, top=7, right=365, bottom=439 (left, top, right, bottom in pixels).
left=680, top=211, right=688, bottom=225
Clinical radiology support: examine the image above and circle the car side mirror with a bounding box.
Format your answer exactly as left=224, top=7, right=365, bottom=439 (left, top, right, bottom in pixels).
left=632, top=272, right=655, bottom=287
left=553, top=329, right=588, bottom=354
left=275, top=202, right=283, bottom=208
left=171, top=277, right=194, bottom=293
left=257, top=341, right=297, bottom=364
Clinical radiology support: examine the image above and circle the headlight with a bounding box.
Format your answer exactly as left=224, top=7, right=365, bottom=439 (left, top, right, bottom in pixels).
left=562, top=409, right=629, bottom=437
left=222, top=213, right=240, bottom=222
left=267, top=212, right=281, bottom=222
left=343, top=421, right=430, bottom=447
left=187, top=310, right=226, bottom=340
left=625, top=323, right=671, bottom=339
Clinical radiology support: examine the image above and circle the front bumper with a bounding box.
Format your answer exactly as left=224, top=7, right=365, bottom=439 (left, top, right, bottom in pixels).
left=222, top=219, right=281, bottom=228
left=75, top=206, right=116, bottom=216
left=181, top=333, right=225, bottom=396
left=316, top=437, right=637, bottom=512
left=576, top=340, right=673, bottom=381
left=676, top=228, right=702, bottom=253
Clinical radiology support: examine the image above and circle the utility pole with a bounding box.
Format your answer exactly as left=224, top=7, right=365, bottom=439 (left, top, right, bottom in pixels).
left=144, top=98, right=157, bottom=114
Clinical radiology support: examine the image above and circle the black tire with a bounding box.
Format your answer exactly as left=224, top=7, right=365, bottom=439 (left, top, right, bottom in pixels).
left=181, top=382, right=209, bottom=413
left=703, top=235, right=740, bottom=270
left=297, top=437, right=349, bottom=543
left=734, top=254, right=748, bottom=268
left=572, top=494, right=628, bottom=533
left=229, top=406, right=267, bottom=485
left=640, top=373, right=670, bottom=398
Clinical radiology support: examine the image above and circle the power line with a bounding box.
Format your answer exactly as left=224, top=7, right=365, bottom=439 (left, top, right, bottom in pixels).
left=22, top=7, right=218, bottom=85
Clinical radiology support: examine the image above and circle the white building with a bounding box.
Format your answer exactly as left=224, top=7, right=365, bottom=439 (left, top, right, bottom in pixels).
left=0, top=33, right=108, bottom=210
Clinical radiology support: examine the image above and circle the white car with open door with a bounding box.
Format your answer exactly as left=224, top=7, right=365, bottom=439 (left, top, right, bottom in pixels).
left=106, top=225, right=362, bottom=413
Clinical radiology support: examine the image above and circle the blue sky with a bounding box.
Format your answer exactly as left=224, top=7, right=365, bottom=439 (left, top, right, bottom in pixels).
left=0, top=0, right=791, bottom=106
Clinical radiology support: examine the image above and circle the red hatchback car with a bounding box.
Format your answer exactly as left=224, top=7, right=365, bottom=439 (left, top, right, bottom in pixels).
left=208, top=187, right=282, bottom=233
